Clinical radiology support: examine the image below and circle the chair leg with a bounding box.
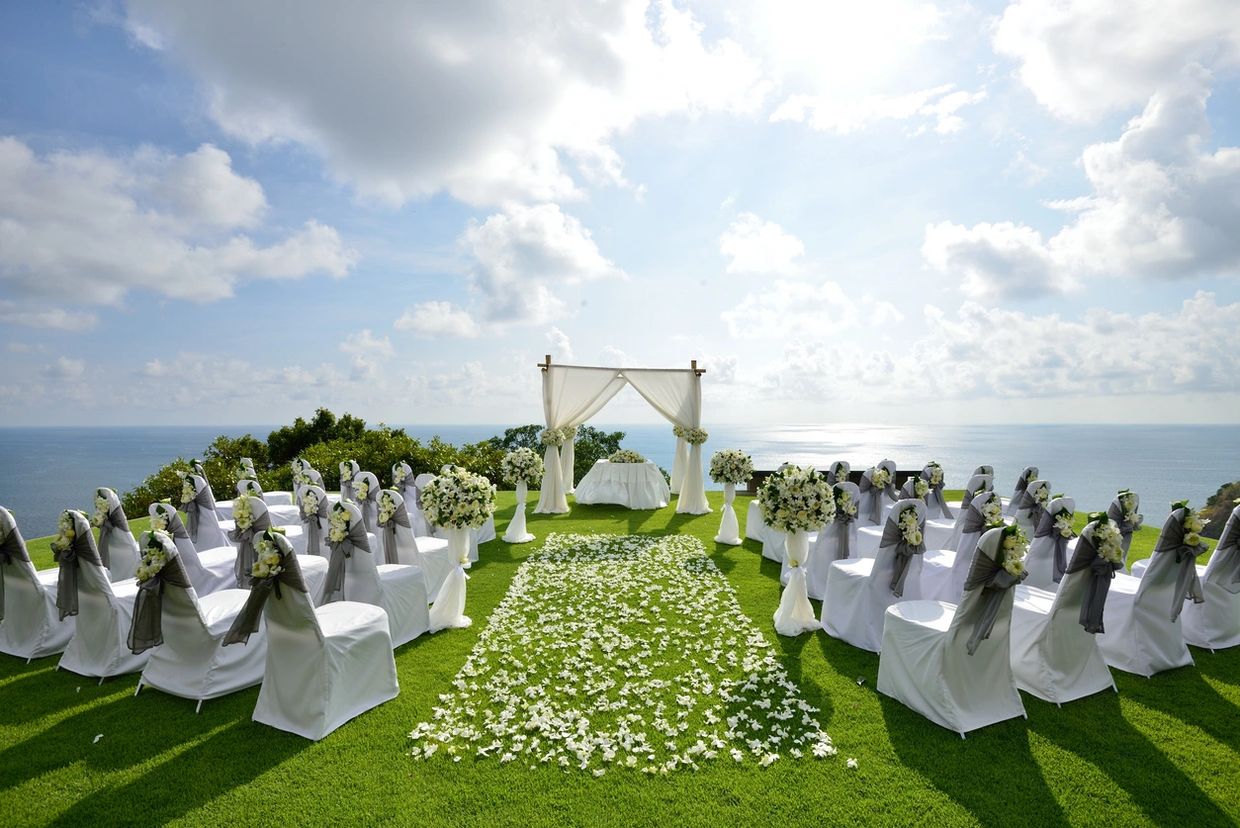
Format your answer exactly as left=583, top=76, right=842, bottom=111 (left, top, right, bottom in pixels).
left=195, top=699, right=204, bottom=714
left=98, top=676, right=105, bottom=686
left=134, top=680, right=143, bottom=697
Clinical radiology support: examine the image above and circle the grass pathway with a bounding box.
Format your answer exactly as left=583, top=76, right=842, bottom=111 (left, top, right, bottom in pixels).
left=1, top=493, right=1237, bottom=826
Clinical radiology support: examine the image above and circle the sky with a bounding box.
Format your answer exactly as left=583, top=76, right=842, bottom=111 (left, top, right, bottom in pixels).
left=1, top=0, right=1239, bottom=427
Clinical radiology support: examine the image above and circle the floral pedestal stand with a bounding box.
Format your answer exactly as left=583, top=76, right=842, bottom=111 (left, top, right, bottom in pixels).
left=714, top=482, right=742, bottom=545
left=429, top=527, right=473, bottom=632
left=502, top=482, right=536, bottom=544
left=773, top=530, right=818, bottom=636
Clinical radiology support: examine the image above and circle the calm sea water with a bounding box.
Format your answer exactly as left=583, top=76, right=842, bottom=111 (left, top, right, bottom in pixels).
left=1, top=423, right=1236, bottom=537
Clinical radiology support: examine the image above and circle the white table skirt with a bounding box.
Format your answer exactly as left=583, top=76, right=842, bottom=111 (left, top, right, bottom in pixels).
left=574, top=460, right=670, bottom=510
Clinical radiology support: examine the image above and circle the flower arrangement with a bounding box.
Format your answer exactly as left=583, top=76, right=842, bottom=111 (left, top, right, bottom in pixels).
left=981, top=497, right=1004, bottom=527
left=251, top=534, right=284, bottom=580
left=870, top=466, right=892, bottom=490
left=301, top=488, right=320, bottom=516
left=758, top=465, right=835, bottom=534
left=926, top=463, right=944, bottom=486
left=897, top=507, right=922, bottom=546
left=1089, top=516, right=1124, bottom=565
left=150, top=507, right=169, bottom=533
left=998, top=525, right=1029, bottom=577
left=501, top=447, right=545, bottom=487
left=709, top=449, right=753, bottom=485
left=233, top=494, right=256, bottom=532
left=50, top=511, right=76, bottom=553
left=136, top=532, right=172, bottom=582
left=378, top=490, right=398, bottom=525
left=420, top=465, right=497, bottom=530
left=609, top=449, right=647, bottom=464
left=560, top=425, right=577, bottom=441
left=393, top=463, right=410, bottom=487
left=355, top=476, right=371, bottom=502
left=91, top=494, right=109, bottom=527
left=1033, top=485, right=1050, bottom=506
left=180, top=477, right=196, bottom=505
left=1117, top=490, right=1141, bottom=522
left=1053, top=508, right=1075, bottom=539
left=328, top=503, right=351, bottom=543
left=541, top=427, right=566, bottom=447
left=913, top=479, right=929, bottom=499
left=682, top=427, right=708, bottom=445
left=672, top=424, right=686, bottom=439
left=835, top=486, right=858, bottom=520
left=1176, top=500, right=1210, bottom=549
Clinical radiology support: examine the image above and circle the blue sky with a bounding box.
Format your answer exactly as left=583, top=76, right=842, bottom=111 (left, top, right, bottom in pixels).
left=1, top=0, right=1238, bottom=426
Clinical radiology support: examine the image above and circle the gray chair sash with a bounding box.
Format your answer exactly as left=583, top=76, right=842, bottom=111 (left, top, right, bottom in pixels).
left=164, top=510, right=192, bottom=542
left=1034, top=508, right=1072, bottom=584
left=1207, top=509, right=1240, bottom=594
left=54, top=529, right=103, bottom=621
left=128, top=553, right=193, bottom=654
left=1106, top=500, right=1138, bottom=555
left=1153, top=510, right=1206, bottom=621
left=301, top=503, right=326, bottom=556
left=833, top=520, right=853, bottom=561
left=961, top=545, right=1026, bottom=655
left=0, top=524, right=31, bottom=622
left=1064, top=531, right=1120, bottom=634
left=973, top=465, right=994, bottom=476
left=960, top=488, right=978, bottom=512
left=222, top=548, right=309, bottom=646
left=961, top=503, right=990, bottom=536
left=185, top=487, right=214, bottom=544
left=341, top=478, right=355, bottom=503
left=230, top=512, right=272, bottom=589
left=879, top=516, right=925, bottom=598
left=324, top=520, right=370, bottom=602
left=379, top=502, right=413, bottom=566
left=924, top=470, right=953, bottom=518
left=859, top=476, right=883, bottom=524
left=96, top=505, right=130, bottom=564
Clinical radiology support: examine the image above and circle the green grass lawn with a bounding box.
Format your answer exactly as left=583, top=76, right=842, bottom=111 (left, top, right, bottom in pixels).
left=3, top=493, right=1237, bottom=826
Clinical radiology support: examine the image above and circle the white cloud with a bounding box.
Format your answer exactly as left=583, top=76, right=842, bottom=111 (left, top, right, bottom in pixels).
left=42, top=356, right=85, bottom=380
left=123, top=0, right=768, bottom=206
left=463, top=203, right=623, bottom=324
left=721, top=279, right=904, bottom=339
left=923, top=70, right=1240, bottom=298
left=770, top=84, right=986, bottom=135
left=545, top=326, right=573, bottom=359
left=719, top=212, right=804, bottom=275
left=0, top=300, right=97, bottom=331
left=0, top=137, right=356, bottom=305
left=339, top=329, right=394, bottom=358
left=993, top=0, right=1240, bottom=122
left=600, top=345, right=630, bottom=367
left=394, top=301, right=480, bottom=339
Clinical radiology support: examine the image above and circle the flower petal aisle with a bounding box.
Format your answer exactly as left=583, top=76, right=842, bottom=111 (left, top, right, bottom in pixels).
left=409, top=533, right=837, bottom=774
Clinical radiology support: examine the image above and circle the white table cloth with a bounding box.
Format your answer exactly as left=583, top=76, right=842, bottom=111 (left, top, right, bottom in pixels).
left=573, top=461, right=670, bottom=510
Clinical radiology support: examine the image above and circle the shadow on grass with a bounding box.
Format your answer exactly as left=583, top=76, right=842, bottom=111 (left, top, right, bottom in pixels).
left=881, top=694, right=1068, bottom=824
left=1191, top=645, right=1240, bottom=688
left=48, top=717, right=305, bottom=825
left=1025, top=689, right=1234, bottom=825
left=1111, top=663, right=1240, bottom=751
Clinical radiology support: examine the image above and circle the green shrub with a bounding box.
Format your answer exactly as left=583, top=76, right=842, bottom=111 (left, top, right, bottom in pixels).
left=1203, top=480, right=1240, bottom=539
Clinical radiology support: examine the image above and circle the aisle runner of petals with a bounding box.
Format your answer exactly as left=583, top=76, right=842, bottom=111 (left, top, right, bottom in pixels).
left=409, top=533, right=836, bottom=774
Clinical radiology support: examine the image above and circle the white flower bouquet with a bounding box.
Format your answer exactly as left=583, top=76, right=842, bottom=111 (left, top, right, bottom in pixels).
left=1117, top=490, right=1143, bottom=527
left=378, top=490, right=398, bottom=525
left=251, top=534, right=284, bottom=580
left=682, top=427, right=708, bottom=445
left=758, top=465, right=836, bottom=534
left=1054, top=509, right=1075, bottom=539
left=913, top=479, right=929, bottom=499
left=50, top=511, right=77, bottom=553
left=420, top=465, right=497, bottom=530
left=354, top=476, right=371, bottom=503
left=136, top=532, right=172, bottom=582
left=981, top=497, right=1004, bottom=527
left=1090, top=517, right=1124, bottom=565
left=830, top=461, right=850, bottom=481
left=91, top=494, right=109, bottom=527
left=609, top=449, right=647, bottom=464
left=673, top=424, right=687, bottom=439
left=541, top=428, right=566, bottom=447
left=835, top=487, right=858, bottom=520
left=392, top=463, right=409, bottom=487
left=1177, top=501, right=1210, bottom=549
left=999, top=525, right=1029, bottom=577
left=301, top=488, right=320, bottom=516
left=1033, top=485, right=1050, bottom=506
left=328, top=503, right=351, bottom=543
left=501, top=447, right=545, bottom=487
left=897, top=507, right=923, bottom=546
left=150, top=506, right=169, bottom=533
left=560, top=425, right=577, bottom=441
left=233, top=494, right=256, bottom=531
left=180, top=478, right=196, bottom=505
left=870, top=466, right=892, bottom=490
left=926, top=463, right=944, bottom=486
left=709, top=449, right=753, bottom=485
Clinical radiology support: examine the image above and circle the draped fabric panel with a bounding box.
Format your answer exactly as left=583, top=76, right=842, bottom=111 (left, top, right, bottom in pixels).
left=622, top=368, right=709, bottom=515
left=535, top=367, right=627, bottom=514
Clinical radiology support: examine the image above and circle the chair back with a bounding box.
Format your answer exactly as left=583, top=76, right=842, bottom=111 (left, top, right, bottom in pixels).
left=945, top=527, right=1018, bottom=661
left=237, top=478, right=265, bottom=498
left=1202, top=505, right=1240, bottom=591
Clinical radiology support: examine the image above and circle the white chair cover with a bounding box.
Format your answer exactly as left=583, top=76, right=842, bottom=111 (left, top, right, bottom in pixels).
left=856, top=466, right=894, bottom=527
left=133, top=533, right=267, bottom=705
left=826, top=460, right=851, bottom=486
left=1023, top=496, right=1076, bottom=590
left=226, top=534, right=398, bottom=740
left=1097, top=508, right=1198, bottom=676
left=746, top=499, right=774, bottom=544
left=1106, top=491, right=1143, bottom=565
left=1004, top=466, right=1038, bottom=516
left=805, top=482, right=860, bottom=600
left=1011, top=479, right=1051, bottom=534
left=298, top=485, right=332, bottom=557
left=149, top=502, right=234, bottom=596
left=822, top=499, right=926, bottom=652
left=93, top=487, right=140, bottom=582
left=325, top=500, right=429, bottom=647
left=352, top=471, right=381, bottom=533
left=220, top=479, right=300, bottom=525
left=877, top=527, right=1027, bottom=736
left=1181, top=505, right=1240, bottom=649
left=944, top=474, right=993, bottom=552
left=377, top=490, right=452, bottom=603
left=339, top=460, right=361, bottom=504
left=185, top=474, right=232, bottom=551
left=0, top=506, right=74, bottom=659
left=1010, top=525, right=1118, bottom=704
left=57, top=511, right=150, bottom=678
left=920, top=491, right=1003, bottom=603
left=410, top=473, right=436, bottom=537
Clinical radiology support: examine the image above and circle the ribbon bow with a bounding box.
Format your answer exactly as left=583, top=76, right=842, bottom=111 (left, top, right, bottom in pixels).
left=961, top=540, right=1026, bottom=655
left=879, top=510, right=925, bottom=598
left=0, top=521, right=31, bottom=622
left=230, top=511, right=272, bottom=589
left=379, top=501, right=413, bottom=566
left=128, top=550, right=193, bottom=654
left=54, top=521, right=104, bottom=621
left=1154, top=510, right=1206, bottom=621
left=324, top=517, right=370, bottom=603
left=1064, top=529, right=1121, bottom=634
left=222, top=539, right=310, bottom=646
left=1034, top=507, right=1073, bottom=584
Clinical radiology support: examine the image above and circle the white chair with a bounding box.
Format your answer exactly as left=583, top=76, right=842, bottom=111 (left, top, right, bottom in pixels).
left=804, top=482, right=860, bottom=601
left=56, top=511, right=150, bottom=679
left=0, top=506, right=74, bottom=660
left=1097, top=506, right=1199, bottom=676
left=220, top=479, right=300, bottom=525
left=920, top=491, right=1001, bottom=604
left=93, top=487, right=140, bottom=582
left=1011, top=479, right=1051, bottom=534
left=921, top=462, right=953, bottom=520
left=822, top=499, right=926, bottom=652
left=184, top=474, right=232, bottom=551
left=325, top=501, right=429, bottom=647
left=353, top=471, right=381, bottom=533
left=1024, top=496, right=1077, bottom=590
left=131, top=531, right=267, bottom=711
left=299, top=484, right=332, bottom=557
left=877, top=527, right=1027, bottom=736
left=149, top=502, right=235, bottom=596
left=1004, top=466, right=1038, bottom=517
left=1180, top=505, right=1240, bottom=650
left=880, top=475, right=955, bottom=551
left=857, top=462, right=896, bottom=527
left=409, top=472, right=436, bottom=537
left=1010, top=519, right=1118, bottom=705
left=826, top=460, right=851, bottom=486
left=339, top=460, right=361, bottom=504
left=944, top=473, right=993, bottom=552
left=1106, top=490, right=1143, bottom=566
left=376, top=490, right=452, bottom=603
left=224, top=532, right=398, bottom=741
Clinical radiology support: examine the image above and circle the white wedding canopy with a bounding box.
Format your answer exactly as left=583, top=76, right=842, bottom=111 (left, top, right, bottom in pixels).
left=534, top=358, right=710, bottom=516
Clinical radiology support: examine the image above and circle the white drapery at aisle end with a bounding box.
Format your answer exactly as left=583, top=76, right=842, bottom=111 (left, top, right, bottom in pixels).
left=534, top=357, right=711, bottom=516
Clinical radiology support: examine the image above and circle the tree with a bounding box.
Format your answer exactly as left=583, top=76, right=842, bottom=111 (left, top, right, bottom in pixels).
left=1202, top=480, right=1240, bottom=539
left=266, top=408, right=367, bottom=466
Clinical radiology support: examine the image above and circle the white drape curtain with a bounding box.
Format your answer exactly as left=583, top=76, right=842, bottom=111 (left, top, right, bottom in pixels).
left=533, top=365, right=710, bottom=515
left=534, top=367, right=627, bottom=514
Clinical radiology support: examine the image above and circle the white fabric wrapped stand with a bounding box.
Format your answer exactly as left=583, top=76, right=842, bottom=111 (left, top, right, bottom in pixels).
left=774, top=531, right=819, bottom=636
left=714, top=483, right=742, bottom=545
left=573, top=460, right=670, bottom=510
left=428, top=527, right=473, bottom=632
left=0, top=506, right=74, bottom=660
left=503, top=482, right=536, bottom=544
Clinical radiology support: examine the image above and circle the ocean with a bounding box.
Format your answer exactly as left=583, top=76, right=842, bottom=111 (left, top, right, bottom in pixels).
left=1, top=423, right=1236, bottom=538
